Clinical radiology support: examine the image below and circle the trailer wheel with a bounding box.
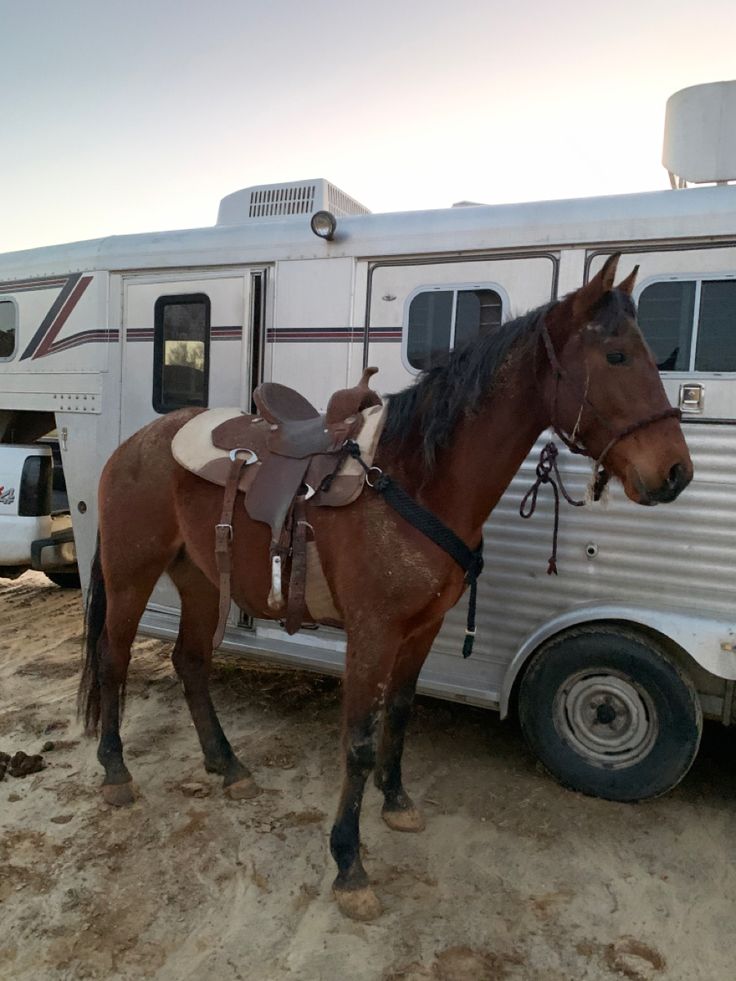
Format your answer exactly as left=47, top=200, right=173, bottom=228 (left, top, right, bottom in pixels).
left=46, top=570, right=81, bottom=589
left=518, top=626, right=702, bottom=802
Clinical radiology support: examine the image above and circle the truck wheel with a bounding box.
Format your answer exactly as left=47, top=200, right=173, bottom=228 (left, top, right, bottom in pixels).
left=46, top=570, right=81, bottom=589
left=518, top=626, right=702, bottom=802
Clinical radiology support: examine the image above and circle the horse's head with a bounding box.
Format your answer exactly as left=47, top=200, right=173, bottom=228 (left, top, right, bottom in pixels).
left=546, top=254, right=693, bottom=505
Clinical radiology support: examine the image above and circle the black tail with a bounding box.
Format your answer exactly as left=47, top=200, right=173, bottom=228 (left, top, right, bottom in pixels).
left=78, top=535, right=107, bottom=735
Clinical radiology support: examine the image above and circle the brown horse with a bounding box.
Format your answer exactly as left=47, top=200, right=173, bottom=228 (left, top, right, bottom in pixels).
left=79, top=254, right=692, bottom=920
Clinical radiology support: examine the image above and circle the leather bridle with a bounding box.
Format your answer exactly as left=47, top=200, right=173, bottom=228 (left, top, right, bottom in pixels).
left=539, top=322, right=681, bottom=499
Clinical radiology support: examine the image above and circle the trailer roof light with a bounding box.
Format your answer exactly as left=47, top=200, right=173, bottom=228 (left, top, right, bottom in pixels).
left=310, top=210, right=337, bottom=241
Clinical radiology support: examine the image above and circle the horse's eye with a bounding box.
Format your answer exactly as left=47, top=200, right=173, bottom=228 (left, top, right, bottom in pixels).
left=606, top=352, right=627, bottom=365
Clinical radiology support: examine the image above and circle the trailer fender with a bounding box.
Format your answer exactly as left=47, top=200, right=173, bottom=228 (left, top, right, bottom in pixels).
left=499, top=602, right=736, bottom=718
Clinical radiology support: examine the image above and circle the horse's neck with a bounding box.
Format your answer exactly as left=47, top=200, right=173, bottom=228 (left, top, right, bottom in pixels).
left=418, top=367, right=549, bottom=544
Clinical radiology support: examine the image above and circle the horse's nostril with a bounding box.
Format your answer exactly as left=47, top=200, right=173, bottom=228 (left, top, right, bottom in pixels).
left=670, top=462, right=693, bottom=492
left=664, top=461, right=691, bottom=499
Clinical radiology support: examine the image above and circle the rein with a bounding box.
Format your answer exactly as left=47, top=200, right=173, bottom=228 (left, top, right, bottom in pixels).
left=523, top=323, right=682, bottom=575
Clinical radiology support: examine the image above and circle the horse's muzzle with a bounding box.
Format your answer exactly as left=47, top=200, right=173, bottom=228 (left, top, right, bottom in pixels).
left=639, top=462, right=693, bottom=505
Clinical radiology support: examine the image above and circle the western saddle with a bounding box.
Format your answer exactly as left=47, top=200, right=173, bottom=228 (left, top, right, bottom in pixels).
left=171, top=368, right=385, bottom=647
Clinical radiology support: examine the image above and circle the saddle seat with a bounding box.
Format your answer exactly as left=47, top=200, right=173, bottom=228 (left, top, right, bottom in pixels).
left=252, top=367, right=382, bottom=458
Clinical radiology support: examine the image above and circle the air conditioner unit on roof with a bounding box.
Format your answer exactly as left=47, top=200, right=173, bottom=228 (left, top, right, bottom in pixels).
left=216, top=179, right=370, bottom=225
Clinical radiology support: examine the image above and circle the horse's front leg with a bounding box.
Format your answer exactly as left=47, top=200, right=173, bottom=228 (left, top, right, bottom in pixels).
left=330, top=626, right=401, bottom=922
left=374, top=620, right=442, bottom=833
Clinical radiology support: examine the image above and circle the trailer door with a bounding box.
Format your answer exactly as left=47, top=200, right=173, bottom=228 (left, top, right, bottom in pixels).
left=121, top=270, right=267, bottom=440
left=365, top=255, right=557, bottom=394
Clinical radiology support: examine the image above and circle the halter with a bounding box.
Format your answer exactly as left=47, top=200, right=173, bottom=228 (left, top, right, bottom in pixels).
left=539, top=322, right=681, bottom=498
left=521, top=323, right=682, bottom=575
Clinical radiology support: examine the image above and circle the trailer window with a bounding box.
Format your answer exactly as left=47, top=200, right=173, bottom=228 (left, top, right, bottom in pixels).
left=0, top=301, right=17, bottom=360
left=637, top=281, right=694, bottom=371
left=695, top=280, right=736, bottom=371
left=638, top=278, right=736, bottom=373
left=406, top=287, right=502, bottom=371
left=153, top=294, right=210, bottom=413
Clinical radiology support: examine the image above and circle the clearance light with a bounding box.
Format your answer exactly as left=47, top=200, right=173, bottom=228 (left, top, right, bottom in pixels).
left=310, top=210, right=337, bottom=240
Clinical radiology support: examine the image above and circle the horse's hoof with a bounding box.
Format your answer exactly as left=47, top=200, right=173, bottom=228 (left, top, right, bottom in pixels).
left=101, top=782, right=135, bottom=807
left=382, top=805, right=426, bottom=833
left=333, top=885, right=382, bottom=921
left=225, top=777, right=261, bottom=800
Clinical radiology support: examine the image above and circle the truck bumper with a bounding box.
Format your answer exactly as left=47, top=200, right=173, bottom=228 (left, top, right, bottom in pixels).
left=31, top=523, right=77, bottom=572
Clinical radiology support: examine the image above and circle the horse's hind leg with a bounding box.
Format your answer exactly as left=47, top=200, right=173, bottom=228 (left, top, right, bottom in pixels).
left=374, top=621, right=441, bottom=833
left=97, top=573, right=163, bottom=806
left=167, top=550, right=259, bottom=800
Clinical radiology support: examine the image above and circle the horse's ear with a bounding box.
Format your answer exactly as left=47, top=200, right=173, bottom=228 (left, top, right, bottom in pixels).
left=616, top=265, right=640, bottom=295
left=573, top=253, right=621, bottom=320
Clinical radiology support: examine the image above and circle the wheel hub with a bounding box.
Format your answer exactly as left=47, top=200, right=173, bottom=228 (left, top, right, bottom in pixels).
left=553, top=669, right=659, bottom=769
left=595, top=702, right=617, bottom=725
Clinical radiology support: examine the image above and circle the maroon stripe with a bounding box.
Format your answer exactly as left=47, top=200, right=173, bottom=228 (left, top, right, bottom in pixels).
left=266, top=330, right=361, bottom=339
left=47, top=329, right=119, bottom=354
left=264, top=329, right=400, bottom=342
left=127, top=329, right=241, bottom=340
left=33, top=276, right=93, bottom=359
left=267, top=335, right=365, bottom=343
left=267, top=336, right=351, bottom=342
left=0, top=277, right=68, bottom=293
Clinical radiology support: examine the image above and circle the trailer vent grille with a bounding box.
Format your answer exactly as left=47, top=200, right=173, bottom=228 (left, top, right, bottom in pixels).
left=248, top=184, right=316, bottom=218
left=216, top=179, right=370, bottom=225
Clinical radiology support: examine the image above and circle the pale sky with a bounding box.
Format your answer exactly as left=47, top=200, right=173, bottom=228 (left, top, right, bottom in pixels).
left=1, top=0, right=734, bottom=253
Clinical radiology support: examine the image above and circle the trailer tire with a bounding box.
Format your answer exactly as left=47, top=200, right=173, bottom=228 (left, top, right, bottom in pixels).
left=46, top=570, right=81, bottom=589
left=518, top=626, right=702, bottom=802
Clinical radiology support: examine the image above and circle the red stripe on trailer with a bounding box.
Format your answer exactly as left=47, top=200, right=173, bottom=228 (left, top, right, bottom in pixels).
left=33, top=276, right=93, bottom=359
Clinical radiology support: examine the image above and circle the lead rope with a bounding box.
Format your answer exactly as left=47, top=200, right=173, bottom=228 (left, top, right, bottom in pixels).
left=519, top=441, right=585, bottom=575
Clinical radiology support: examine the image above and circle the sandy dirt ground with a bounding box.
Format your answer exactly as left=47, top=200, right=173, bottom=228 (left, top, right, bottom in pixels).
left=1, top=571, right=735, bottom=981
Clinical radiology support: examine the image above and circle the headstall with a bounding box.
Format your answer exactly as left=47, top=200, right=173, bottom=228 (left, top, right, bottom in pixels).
left=520, top=324, right=681, bottom=574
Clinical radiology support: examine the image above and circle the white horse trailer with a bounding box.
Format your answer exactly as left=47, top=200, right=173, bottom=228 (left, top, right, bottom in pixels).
left=2, top=155, right=736, bottom=799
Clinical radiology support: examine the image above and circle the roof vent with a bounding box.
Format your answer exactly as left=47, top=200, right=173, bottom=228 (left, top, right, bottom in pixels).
left=663, top=80, right=736, bottom=188
left=216, top=179, right=370, bottom=225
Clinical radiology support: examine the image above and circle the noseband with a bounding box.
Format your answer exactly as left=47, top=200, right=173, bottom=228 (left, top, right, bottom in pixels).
left=539, top=323, right=681, bottom=499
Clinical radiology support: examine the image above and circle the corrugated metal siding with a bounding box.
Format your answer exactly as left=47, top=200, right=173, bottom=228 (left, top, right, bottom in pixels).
left=430, top=424, right=736, bottom=693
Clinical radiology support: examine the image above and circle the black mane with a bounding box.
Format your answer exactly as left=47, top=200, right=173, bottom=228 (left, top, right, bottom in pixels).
left=380, top=300, right=555, bottom=471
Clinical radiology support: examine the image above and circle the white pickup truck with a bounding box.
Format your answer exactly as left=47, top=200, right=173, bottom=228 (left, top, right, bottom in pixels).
left=0, top=440, right=79, bottom=587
